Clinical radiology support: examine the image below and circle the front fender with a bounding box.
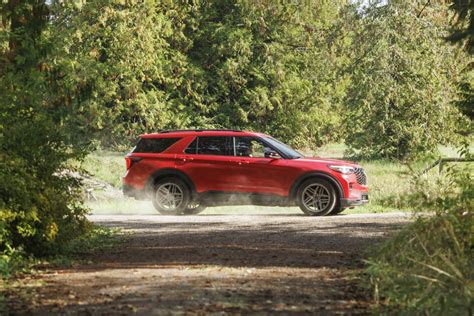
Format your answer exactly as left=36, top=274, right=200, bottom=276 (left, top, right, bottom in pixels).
left=289, top=171, right=345, bottom=200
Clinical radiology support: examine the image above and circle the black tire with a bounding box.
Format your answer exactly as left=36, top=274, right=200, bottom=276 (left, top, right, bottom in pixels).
left=183, top=202, right=207, bottom=215
left=329, top=205, right=346, bottom=215
left=152, top=178, right=191, bottom=215
left=296, top=178, right=337, bottom=216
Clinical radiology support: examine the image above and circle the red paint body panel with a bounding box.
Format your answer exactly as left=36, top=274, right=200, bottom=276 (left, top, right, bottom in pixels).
left=123, top=131, right=369, bottom=203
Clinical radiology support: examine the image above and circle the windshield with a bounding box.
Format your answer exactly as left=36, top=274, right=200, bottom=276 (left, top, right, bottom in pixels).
left=262, top=137, right=304, bottom=159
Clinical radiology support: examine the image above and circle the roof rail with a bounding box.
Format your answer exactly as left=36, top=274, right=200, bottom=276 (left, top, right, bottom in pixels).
left=159, top=129, right=243, bottom=133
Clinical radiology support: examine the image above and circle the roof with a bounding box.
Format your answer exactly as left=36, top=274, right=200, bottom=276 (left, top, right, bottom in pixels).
left=140, top=129, right=266, bottom=138
left=161, top=129, right=242, bottom=133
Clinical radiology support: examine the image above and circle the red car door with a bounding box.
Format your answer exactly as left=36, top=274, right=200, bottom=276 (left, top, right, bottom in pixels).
left=233, top=136, right=296, bottom=196
left=178, top=136, right=242, bottom=192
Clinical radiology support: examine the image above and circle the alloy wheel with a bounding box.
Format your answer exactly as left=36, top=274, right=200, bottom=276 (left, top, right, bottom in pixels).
left=301, top=183, right=331, bottom=213
left=155, top=182, right=184, bottom=211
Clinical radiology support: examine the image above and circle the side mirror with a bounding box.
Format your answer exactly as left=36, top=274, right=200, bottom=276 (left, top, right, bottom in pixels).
left=264, top=150, right=280, bottom=159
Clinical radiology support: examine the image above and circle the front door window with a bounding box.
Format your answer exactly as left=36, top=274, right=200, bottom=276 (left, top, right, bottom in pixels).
left=234, top=137, right=280, bottom=158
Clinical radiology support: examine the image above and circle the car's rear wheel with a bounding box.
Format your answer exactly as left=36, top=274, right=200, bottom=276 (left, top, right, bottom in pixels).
left=297, top=178, right=337, bottom=216
left=152, top=178, right=190, bottom=215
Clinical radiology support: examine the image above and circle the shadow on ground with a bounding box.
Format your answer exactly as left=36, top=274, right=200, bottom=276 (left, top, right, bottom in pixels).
left=85, top=217, right=406, bottom=269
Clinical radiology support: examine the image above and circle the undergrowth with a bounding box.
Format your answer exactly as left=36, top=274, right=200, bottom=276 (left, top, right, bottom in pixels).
left=0, top=225, right=122, bottom=314
left=0, top=225, right=121, bottom=279
left=365, top=146, right=473, bottom=314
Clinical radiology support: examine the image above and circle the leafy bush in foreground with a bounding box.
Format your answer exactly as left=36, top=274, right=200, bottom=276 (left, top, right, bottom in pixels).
left=0, top=0, right=92, bottom=276
left=365, top=150, right=473, bottom=314
left=366, top=213, right=473, bottom=314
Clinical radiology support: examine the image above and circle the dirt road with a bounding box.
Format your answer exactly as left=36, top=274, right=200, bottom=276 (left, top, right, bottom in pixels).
left=6, top=213, right=410, bottom=315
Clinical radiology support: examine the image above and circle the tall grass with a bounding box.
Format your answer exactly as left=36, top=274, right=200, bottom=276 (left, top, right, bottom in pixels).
left=364, top=150, right=473, bottom=314
left=366, top=213, right=473, bottom=314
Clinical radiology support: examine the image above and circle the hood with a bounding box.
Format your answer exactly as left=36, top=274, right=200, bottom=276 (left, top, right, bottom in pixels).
left=296, top=157, right=358, bottom=167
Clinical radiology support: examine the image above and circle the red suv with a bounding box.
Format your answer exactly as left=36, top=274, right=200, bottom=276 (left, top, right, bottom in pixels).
left=123, top=130, right=368, bottom=216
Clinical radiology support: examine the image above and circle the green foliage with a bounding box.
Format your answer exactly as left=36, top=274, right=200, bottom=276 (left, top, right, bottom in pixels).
left=50, top=0, right=352, bottom=148
left=344, top=1, right=469, bottom=159
left=367, top=212, right=473, bottom=314
left=0, top=246, right=34, bottom=279
left=0, top=0, right=91, bottom=273
left=54, top=226, right=122, bottom=260
left=365, top=147, right=473, bottom=314
left=0, top=226, right=120, bottom=282
left=1, top=0, right=472, bottom=283
left=44, top=0, right=471, bottom=155
left=447, top=0, right=474, bottom=54
left=447, top=0, right=474, bottom=140
left=81, top=152, right=125, bottom=188
left=455, top=71, right=474, bottom=124
left=187, top=0, right=351, bottom=148
left=49, top=0, right=204, bottom=148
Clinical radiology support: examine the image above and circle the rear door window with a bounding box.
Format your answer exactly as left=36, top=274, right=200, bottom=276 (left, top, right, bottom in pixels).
left=186, top=136, right=233, bottom=156
left=134, top=138, right=181, bottom=153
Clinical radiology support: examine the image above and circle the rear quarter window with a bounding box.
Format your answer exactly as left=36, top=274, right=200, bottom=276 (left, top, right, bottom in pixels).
left=133, top=138, right=181, bottom=153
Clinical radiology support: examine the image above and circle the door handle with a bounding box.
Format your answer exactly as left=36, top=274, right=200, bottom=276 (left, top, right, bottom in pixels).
left=180, top=157, right=194, bottom=163
left=230, top=160, right=250, bottom=165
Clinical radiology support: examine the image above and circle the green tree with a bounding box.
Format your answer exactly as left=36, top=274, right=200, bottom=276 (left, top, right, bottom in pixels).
left=51, top=0, right=353, bottom=149
left=447, top=0, right=474, bottom=53
left=48, top=0, right=209, bottom=148
left=0, top=0, right=89, bottom=258
left=447, top=0, right=474, bottom=122
left=192, top=0, right=352, bottom=147
left=344, top=1, right=469, bottom=159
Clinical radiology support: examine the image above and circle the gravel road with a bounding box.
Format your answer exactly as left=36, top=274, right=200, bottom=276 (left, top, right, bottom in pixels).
left=6, top=212, right=411, bottom=315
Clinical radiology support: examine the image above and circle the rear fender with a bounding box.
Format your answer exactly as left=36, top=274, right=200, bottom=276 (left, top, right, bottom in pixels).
left=146, top=169, right=197, bottom=195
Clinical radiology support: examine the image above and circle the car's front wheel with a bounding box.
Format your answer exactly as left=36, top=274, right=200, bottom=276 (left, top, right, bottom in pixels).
left=329, top=205, right=346, bottom=215
left=152, top=178, right=191, bottom=215
left=297, top=178, right=337, bottom=216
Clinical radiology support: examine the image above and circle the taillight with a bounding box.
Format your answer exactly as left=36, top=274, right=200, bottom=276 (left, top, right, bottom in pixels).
left=125, top=157, right=142, bottom=170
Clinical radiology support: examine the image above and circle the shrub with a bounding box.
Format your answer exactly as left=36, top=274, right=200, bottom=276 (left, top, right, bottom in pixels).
left=0, top=0, right=92, bottom=276
left=0, top=155, right=91, bottom=257
left=365, top=148, right=473, bottom=314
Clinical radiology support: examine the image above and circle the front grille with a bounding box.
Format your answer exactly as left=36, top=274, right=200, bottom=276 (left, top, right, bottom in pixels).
left=354, top=167, right=367, bottom=185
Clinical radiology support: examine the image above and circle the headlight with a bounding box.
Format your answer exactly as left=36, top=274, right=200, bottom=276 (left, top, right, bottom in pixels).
left=328, top=165, right=355, bottom=174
